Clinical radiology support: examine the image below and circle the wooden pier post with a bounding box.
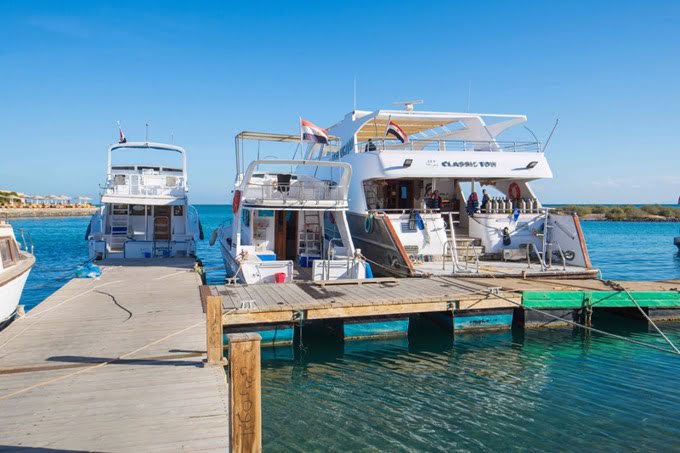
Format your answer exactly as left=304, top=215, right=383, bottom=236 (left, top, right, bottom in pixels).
left=228, top=333, right=262, bottom=453
left=205, top=291, right=224, bottom=365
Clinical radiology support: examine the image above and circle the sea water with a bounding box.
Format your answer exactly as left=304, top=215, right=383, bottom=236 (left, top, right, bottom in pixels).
left=9, top=207, right=680, bottom=451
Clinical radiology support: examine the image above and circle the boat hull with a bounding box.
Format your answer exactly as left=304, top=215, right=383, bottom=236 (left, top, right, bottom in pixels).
left=0, top=264, right=32, bottom=328
left=346, top=212, right=412, bottom=278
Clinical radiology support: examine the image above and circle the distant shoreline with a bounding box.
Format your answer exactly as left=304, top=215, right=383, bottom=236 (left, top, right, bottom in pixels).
left=555, top=204, right=680, bottom=222
left=0, top=207, right=97, bottom=219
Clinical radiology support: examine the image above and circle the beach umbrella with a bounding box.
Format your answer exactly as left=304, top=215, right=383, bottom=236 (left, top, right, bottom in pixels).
left=77, top=196, right=92, bottom=201
left=45, top=194, right=59, bottom=205
left=59, top=195, right=71, bottom=204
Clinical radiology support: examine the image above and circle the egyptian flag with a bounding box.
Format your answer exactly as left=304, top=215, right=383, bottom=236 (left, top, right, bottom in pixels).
left=300, top=119, right=329, bottom=145
left=117, top=121, right=127, bottom=144
left=385, top=121, right=408, bottom=143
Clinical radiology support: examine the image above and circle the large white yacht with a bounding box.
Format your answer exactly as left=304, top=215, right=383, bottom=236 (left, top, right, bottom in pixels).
left=214, top=132, right=366, bottom=284
left=0, top=219, right=35, bottom=329
left=306, top=104, right=596, bottom=278
left=86, top=141, right=202, bottom=260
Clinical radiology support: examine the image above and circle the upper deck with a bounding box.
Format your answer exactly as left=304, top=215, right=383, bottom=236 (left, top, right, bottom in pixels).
left=101, top=141, right=189, bottom=205
left=238, top=159, right=351, bottom=210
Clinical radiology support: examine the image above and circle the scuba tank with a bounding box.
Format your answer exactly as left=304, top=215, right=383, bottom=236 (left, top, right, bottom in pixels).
left=520, top=198, right=527, bottom=213
left=490, top=197, right=497, bottom=214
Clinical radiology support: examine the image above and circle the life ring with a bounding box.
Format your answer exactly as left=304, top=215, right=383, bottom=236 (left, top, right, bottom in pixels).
left=508, top=182, right=521, bottom=200
left=232, top=190, right=241, bottom=213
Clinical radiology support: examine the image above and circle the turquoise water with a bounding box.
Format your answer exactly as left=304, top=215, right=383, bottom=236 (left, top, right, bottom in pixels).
left=9, top=207, right=680, bottom=451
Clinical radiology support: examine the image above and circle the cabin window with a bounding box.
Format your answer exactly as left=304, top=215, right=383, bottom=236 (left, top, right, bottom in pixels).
left=130, top=205, right=150, bottom=216
left=0, top=238, right=18, bottom=268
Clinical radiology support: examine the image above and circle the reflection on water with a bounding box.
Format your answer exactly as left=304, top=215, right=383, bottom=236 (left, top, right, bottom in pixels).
left=262, top=325, right=680, bottom=451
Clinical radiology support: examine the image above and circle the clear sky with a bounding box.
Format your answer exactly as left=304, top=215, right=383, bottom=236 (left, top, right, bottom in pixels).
left=1, top=1, right=678, bottom=204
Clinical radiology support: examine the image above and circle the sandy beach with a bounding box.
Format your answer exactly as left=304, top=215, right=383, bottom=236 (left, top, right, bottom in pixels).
left=0, top=207, right=97, bottom=218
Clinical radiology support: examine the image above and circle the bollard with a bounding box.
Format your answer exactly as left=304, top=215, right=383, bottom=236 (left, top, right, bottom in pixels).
left=205, top=294, right=224, bottom=364
left=228, top=332, right=262, bottom=453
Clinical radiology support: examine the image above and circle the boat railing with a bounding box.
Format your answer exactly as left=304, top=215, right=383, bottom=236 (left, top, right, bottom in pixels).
left=105, top=174, right=186, bottom=198
left=15, top=229, right=34, bottom=254
left=241, top=180, right=347, bottom=205
left=356, top=138, right=541, bottom=153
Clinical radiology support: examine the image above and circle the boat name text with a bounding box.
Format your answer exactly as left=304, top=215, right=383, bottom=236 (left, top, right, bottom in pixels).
left=441, top=161, right=497, bottom=168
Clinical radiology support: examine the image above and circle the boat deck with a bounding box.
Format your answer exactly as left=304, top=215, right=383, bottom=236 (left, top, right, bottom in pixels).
left=0, top=258, right=229, bottom=452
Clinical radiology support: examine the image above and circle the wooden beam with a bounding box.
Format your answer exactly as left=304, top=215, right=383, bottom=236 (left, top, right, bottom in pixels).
left=205, top=294, right=224, bottom=364
left=228, top=333, right=262, bottom=453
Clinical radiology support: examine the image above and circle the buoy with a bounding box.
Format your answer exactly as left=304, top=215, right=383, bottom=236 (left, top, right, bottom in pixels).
left=232, top=190, right=241, bottom=214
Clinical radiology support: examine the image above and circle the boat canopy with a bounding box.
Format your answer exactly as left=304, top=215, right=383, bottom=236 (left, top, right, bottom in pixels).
left=335, top=110, right=528, bottom=143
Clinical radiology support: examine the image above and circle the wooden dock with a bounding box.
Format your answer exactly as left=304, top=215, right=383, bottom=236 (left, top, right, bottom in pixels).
left=204, top=275, right=680, bottom=331
left=0, top=258, right=230, bottom=452
left=204, top=276, right=521, bottom=328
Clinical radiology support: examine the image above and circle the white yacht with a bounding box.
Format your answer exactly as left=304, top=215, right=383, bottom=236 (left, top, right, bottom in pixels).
left=86, top=141, right=202, bottom=260
left=306, top=104, right=596, bottom=278
left=0, top=219, right=35, bottom=329
left=214, top=132, right=366, bottom=284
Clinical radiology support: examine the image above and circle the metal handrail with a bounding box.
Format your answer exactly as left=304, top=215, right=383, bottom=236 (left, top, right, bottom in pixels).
left=15, top=229, right=34, bottom=254
left=243, top=180, right=346, bottom=205
left=357, top=138, right=542, bottom=153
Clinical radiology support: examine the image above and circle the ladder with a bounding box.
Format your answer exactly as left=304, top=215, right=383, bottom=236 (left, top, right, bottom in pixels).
left=109, top=204, right=129, bottom=253
left=298, top=211, right=322, bottom=258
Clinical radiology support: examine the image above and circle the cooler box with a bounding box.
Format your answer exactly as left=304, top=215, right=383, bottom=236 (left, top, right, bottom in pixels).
left=298, top=254, right=321, bottom=268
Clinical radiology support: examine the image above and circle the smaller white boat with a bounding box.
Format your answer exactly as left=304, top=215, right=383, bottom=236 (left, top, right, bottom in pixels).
left=0, top=219, right=35, bottom=329
left=215, top=132, right=366, bottom=284
left=86, top=140, right=202, bottom=260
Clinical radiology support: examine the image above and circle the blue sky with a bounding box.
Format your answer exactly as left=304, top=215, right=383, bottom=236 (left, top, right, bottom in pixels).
left=1, top=0, right=678, bottom=204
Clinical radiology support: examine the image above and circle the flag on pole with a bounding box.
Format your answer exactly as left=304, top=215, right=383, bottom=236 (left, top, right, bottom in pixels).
left=385, top=120, right=408, bottom=143
left=117, top=121, right=127, bottom=144
left=300, top=118, right=329, bottom=145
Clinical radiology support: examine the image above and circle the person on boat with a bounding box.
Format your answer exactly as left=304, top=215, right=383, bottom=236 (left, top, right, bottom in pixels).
left=365, top=138, right=377, bottom=152
left=430, top=190, right=442, bottom=210
left=467, top=191, right=479, bottom=216
left=481, top=189, right=490, bottom=213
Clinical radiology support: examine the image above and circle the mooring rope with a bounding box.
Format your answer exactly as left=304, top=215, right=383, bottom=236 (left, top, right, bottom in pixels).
left=601, top=280, right=680, bottom=354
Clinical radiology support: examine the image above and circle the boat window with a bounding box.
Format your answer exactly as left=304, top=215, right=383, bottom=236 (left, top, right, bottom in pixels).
left=114, top=175, right=127, bottom=185
left=0, top=238, right=18, bottom=268
left=173, top=205, right=184, bottom=216
left=130, top=205, right=151, bottom=216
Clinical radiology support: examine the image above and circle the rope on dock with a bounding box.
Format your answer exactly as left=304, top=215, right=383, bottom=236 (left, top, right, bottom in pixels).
left=0, top=279, right=124, bottom=351
left=0, top=319, right=205, bottom=402
left=94, top=290, right=133, bottom=321
left=602, top=280, right=680, bottom=354
left=483, top=288, right=680, bottom=357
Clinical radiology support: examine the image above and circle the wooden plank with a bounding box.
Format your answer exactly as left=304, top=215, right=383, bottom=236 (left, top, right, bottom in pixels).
left=306, top=300, right=450, bottom=320
left=228, top=333, right=262, bottom=453
left=315, top=277, right=398, bottom=287
left=206, top=294, right=224, bottom=364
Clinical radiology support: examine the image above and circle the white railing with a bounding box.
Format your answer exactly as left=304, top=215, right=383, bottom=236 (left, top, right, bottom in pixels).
left=357, top=138, right=541, bottom=153
left=106, top=174, right=186, bottom=197
left=241, top=180, right=346, bottom=205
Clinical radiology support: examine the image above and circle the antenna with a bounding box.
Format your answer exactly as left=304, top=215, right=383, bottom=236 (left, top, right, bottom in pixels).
left=393, top=100, right=424, bottom=111
left=145, top=123, right=149, bottom=142
left=542, top=118, right=560, bottom=153
left=523, top=125, right=539, bottom=143
left=353, top=76, right=357, bottom=111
